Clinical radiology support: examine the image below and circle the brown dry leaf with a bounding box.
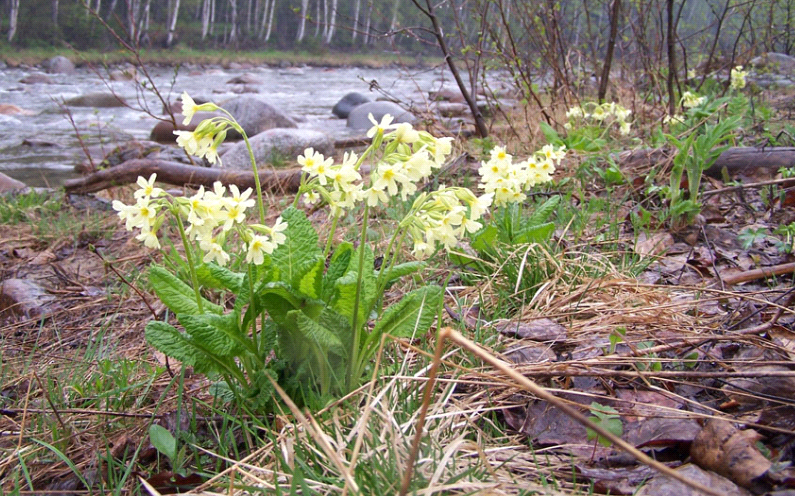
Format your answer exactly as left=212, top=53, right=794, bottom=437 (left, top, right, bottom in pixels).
left=30, top=249, right=56, bottom=265
left=494, top=318, right=566, bottom=342
left=501, top=342, right=556, bottom=364
left=634, top=231, right=674, bottom=258
left=635, top=463, right=753, bottom=496
left=575, top=464, right=657, bottom=495
left=722, top=365, right=795, bottom=406
left=143, top=471, right=204, bottom=494
left=690, top=419, right=771, bottom=492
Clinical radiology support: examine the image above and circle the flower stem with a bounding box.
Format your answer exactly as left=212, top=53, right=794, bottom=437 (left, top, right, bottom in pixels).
left=174, top=212, right=203, bottom=314
left=348, top=203, right=370, bottom=392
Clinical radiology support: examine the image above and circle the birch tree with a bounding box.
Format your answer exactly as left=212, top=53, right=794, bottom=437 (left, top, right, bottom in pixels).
left=351, top=0, right=360, bottom=40
left=166, top=0, right=181, bottom=47
left=297, top=0, right=309, bottom=41
left=8, top=0, right=20, bottom=42
left=325, top=0, right=338, bottom=43
left=201, top=0, right=212, bottom=38
left=228, top=0, right=238, bottom=41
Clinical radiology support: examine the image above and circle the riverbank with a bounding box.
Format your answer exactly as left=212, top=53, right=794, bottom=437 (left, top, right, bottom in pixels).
left=0, top=45, right=440, bottom=69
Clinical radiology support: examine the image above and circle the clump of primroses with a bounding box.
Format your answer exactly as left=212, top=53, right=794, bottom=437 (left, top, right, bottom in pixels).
left=113, top=175, right=286, bottom=267
left=564, top=101, right=632, bottom=135
left=115, top=91, right=564, bottom=263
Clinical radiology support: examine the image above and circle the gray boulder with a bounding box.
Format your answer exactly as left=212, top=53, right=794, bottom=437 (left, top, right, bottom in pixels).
left=0, top=172, right=27, bottom=192
left=347, top=101, right=415, bottom=130
left=219, top=96, right=297, bottom=138
left=150, top=96, right=295, bottom=143
left=66, top=92, right=127, bottom=108
left=44, top=55, right=75, bottom=74
left=750, top=52, right=795, bottom=74
left=227, top=73, right=263, bottom=85
left=220, top=128, right=334, bottom=170
left=332, top=92, right=371, bottom=118
left=19, top=73, right=53, bottom=84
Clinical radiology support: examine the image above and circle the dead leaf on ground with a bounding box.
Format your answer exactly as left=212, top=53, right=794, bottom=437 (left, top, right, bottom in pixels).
left=635, top=463, right=753, bottom=496
left=690, top=419, right=772, bottom=492
left=634, top=231, right=674, bottom=258
left=494, top=318, right=567, bottom=343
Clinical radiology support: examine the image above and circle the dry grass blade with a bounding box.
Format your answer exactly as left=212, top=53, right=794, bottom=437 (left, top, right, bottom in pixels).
left=438, top=327, right=725, bottom=496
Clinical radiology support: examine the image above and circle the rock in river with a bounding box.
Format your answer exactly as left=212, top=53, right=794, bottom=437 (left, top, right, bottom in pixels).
left=220, top=128, right=333, bottom=170
left=150, top=96, right=296, bottom=143
left=332, top=92, right=371, bottom=118
left=346, top=101, right=415, bottom=130
left=44, top=55, right=75, bottom=74
left=65, top=92, right=127, bottom=108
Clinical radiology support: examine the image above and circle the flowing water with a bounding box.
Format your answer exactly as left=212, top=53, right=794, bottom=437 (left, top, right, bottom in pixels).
left=0, top=64, right=448, bottom=187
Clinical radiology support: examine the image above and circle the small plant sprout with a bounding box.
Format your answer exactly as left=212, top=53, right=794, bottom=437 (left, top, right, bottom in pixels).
left=586, top=402, right=623, bottom=452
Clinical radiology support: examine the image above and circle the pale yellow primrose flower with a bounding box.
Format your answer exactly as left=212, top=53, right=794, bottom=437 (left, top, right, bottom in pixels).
left=731, top=65, right=747, bottom=90
left=134, top=173, right=164, bottom=200
left=298, top=148, right=334, bottom=185
left=681, top=91, right=705, bottom=108
left=366, top=113, right=395, bottom=138
left=180, top=92, right=199, bottom=125
left=246, top=235, right=275, bottom=265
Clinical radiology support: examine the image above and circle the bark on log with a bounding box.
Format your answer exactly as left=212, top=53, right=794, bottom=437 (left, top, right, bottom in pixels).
left=63, top=159, right=303, bottom=195
left=619, top=146, right=795, bottom=178
left=706, top=146, right=795, bottom=178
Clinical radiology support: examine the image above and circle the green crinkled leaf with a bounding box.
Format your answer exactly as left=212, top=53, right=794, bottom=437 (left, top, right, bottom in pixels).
left=271, top=207, right=321, bottom=286
left=526, top=195, right=561, bottom=227
left=322, top=243, right=353, bottom=302
left=513, top=222, right=555, bottom=244
left=287, top=310, right=345, bottom=356
left=177, top=313, right=243, bottom=357
left=332, top=246, right=376, bottom=326
left=471, top=224, right=499, bottom=254
left=317, top=307, right=352, bottom=351
left=372, top=285, right=442, bottom=340
left=149, top=266, right=223, bottom=315
left=256, top=281, right=306, bottom=327
left=379, top=261, right=426, bottom=284
left=195, top=263, right=245, bottom=293
left=145, top=321, right=197, bottom=366
left=295, top=255, right=325, bottom=299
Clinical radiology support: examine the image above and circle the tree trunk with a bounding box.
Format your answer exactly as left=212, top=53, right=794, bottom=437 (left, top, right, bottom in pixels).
left=228, top=0, right=238, bottom=42
left=201, top=0, right=212, bottom=39
left=666, top=0, right=676, bottom=116
left=389, top=0, right=400, bottom=32
left=106, top=0, right=118, bottom=21
left=138, top=0, right=151, bottom=44
left=166, top=0, right=181, bottom=47
left=597, top=0, right=621, bottom=102
left=297, top=0, right=309, bottom=41
left=7, top=0, right=20, bottom=42
left=351, top=0, right=360, bottom=40
left=51, top=0, right=59, bottom=30
left=325, top=0, right=338, bottom=43
left=363, top=0, right=372, bottom=44
left=264, top=0, right=275, bottom=40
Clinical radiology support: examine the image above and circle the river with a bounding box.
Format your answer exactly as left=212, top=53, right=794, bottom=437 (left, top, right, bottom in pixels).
left=0, top=63, right=450, bottom=187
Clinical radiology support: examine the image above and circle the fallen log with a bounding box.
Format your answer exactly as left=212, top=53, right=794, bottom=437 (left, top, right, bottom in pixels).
left=619, top=146, right=795, bottom=178
left=63, top=159, right=303, bottom=195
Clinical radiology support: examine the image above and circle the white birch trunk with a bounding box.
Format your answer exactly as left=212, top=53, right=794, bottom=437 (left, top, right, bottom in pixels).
left=351, top=0, right=360, bottom=40
left=315, top=0, right=321, bottom=37
left=8, top=0, right=20, bottom=42
left=325, top=0, right=337, bottom=43
left=52, top=0, right=59, bottom=29
left=363, top=0, right=373, bottom=45
left=389, top=0, right=399, bottom=32
left=166, top=0, right=180, bottom=47
left=138, top=0, right=150, bottom=43
left=297, top=0, right=308, bottom=41
left=228, top=0, right=238, bottom=42
left=322, top=0, right=328, bottom=38
left=201, top=0, right=211, bottom=38
left=245, top=0, right=252, bottom=34
left=265, top=0, right=275, bottom=40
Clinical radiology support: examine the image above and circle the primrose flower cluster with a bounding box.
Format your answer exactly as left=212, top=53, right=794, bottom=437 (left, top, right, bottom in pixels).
left=731, top=65, right=747, bottom=90
left=172, top=92, right=228, bottom=165
left=112, top=174, right=287, bottom=267
left=564, top=101, right=632, bottom=135
left=298, top=114, right=453, bottom=216
left=478, top=144, right=565, bottom=207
